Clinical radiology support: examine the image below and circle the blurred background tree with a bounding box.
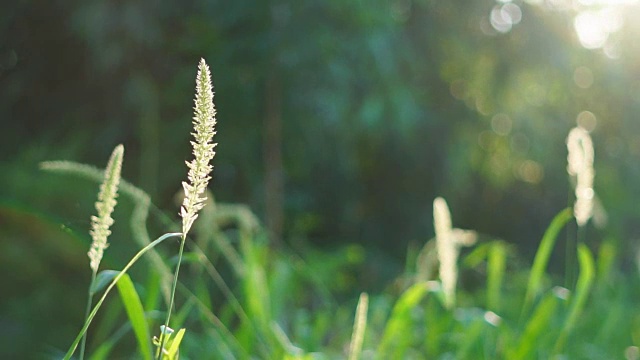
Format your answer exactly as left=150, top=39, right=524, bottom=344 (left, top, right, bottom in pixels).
left=3, top=0, right=640, bottom=357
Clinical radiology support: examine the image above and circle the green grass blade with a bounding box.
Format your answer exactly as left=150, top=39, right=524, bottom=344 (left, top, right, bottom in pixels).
left=487, top=241, right=507, bottom=312
left=596, top=238, right=616, bottom=285
left=63, top=232, right=182, bottom=360
left=554, top=243, right=595, bottom=353
left=461, top=242, right=490, bottom=268
left=89, top=298, right=123, bottom=351
left=116, top=273, right=153, bottom=360
left=378, top=282, right=432, bottom=357
left=511, top=290, right=563, bottom=359
left=455, top=318, right=486, bottom=359
left=348, top=292, right=369, bottom=360
left=522, top=208, right=573, bottom=315
left=166, top=328, right=187, bottom=359
left=144, top=271, right=162, bottom=312
left=239, top=234, right=273, bottom=354
left=89, top=321, right=131, bottom=360
left=88, top=341, right=115, bottom=360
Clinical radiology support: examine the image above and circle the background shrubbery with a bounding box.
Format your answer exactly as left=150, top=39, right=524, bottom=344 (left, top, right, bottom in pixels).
left=2, top=0, right=640, bottom=358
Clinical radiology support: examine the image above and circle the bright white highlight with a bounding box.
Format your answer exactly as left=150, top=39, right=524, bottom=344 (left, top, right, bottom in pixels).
left=567, top=126, right=595, bottom=226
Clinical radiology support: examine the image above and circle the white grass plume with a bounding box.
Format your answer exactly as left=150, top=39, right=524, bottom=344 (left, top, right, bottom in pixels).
left=566, top=126, right=594, bottom=227
left=88, top=144, right=124, bottom=272
left=433, top=197, right=477, bottom=309
left=434, top=197, right=457, bottom=309
left=180, top=58, right=217, bottom=236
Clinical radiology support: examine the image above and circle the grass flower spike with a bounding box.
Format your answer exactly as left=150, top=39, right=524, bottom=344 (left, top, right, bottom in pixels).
left=81, top=144, right=123, bottom=360
left=434, top=197, right=456, bottom=309
left=88, top=144, right=124, bottom=272
left=566, top=126, right=594, bottom=227
left=158, top=59, right=217, bottom=359
left=180, top=58, right=217, bottom=237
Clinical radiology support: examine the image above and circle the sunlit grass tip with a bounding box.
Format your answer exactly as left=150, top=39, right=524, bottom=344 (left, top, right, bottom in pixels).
left=566, top=126, right=594, bottom=227
left=180, top=58, right=217, bottom=237
left=434, top=197, right=457, bottom=309
left=88, top=144, right=124, bottom=272
left=157, top=58, right=217, bottom=359
left=348, top=292, right=369, bottom=360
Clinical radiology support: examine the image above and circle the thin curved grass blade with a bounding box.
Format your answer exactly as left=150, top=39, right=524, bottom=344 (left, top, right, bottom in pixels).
left=554, top=243, right=595, bottom=353
left=378, top=282, right=432, bottom=357
left=511, top=290, right=564, bottom=358
left=522, top=208, right=573, bottom=315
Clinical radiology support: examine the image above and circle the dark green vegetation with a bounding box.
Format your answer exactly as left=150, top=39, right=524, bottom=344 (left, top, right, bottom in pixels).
left=2, top=0, right=640, bottom=358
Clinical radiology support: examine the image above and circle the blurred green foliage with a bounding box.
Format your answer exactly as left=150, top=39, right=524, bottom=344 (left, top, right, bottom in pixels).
left=3, top=0, right=640, bottom=358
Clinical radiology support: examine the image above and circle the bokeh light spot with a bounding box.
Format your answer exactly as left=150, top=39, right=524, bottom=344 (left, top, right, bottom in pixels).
left=576, top=110, right=597, bottom=131
left=574, top=66, right=594, bottom=88
left=518, top=160, right=544, bottom=184
left=574, top=7, right=624, bottom=49
left=491, top=113, right=512, bottom=135
left=490, top=3, right=522, bottom=33
left=450, top=80, right=467, bottom=100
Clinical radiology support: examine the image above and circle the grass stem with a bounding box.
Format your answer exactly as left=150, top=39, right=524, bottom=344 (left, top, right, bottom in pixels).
left=156, top=233, right=187, bottom=359
left=79, top=270, right=97, bottom=360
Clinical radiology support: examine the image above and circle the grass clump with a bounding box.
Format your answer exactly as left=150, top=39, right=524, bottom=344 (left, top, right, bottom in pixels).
left=42, top=61, right=637, bottom=360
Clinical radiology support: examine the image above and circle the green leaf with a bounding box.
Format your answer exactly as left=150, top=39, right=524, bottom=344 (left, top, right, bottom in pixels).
left=378, top=282, right=432, bottom=357
left=116, top=273, right=153, bottom=360
left=596, top=238, right=616, bottom=285
left=91, top=270, right=120, bottom=295
left=166, top=328, right=186, bottom=360
left=511, top=290, right=564, bottom=358
left=554, top=244, right=595, bottom=353
left=522, top=208, right=573, bottom=315
left=89, top=341, right=115, bottom=360
left=487, top=241, right=507, bottom=312
left=461, top=242, right=490, bottom=268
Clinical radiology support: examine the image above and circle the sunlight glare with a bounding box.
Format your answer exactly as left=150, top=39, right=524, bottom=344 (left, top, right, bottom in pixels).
left=573, top=0, right=637, bottom=50
left=490, top=3, right=522, bottom=33
left=574, top=8, right=622, bottom=49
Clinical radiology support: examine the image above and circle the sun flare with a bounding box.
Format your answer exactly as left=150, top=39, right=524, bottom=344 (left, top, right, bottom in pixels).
left=572, top=0, right=640, bottom=53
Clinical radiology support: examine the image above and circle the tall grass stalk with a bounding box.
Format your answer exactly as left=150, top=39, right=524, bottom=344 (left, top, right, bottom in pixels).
left=157, top=58, right=217, bottom=359
left=80, top=144, right=124, bottom=360
left=565, top=126, right=594, bottom=289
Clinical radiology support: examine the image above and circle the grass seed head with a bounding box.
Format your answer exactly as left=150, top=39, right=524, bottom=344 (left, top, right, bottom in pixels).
left=88, top=144, right=124, bottom=272
left=180, top=58, right=217, bottom=236
left=566, top=126, right=594, bottom=226
left=434, top=197, right=457, bottom=309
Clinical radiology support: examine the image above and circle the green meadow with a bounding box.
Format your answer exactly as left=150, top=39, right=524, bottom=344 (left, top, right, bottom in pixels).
left=2, top=1, right=640, bottom=359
